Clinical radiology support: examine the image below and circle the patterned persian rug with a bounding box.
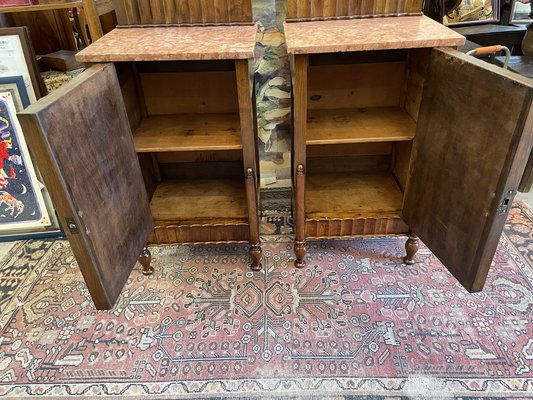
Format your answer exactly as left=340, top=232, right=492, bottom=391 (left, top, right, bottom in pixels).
left=0, top=204, right=532, bottom=399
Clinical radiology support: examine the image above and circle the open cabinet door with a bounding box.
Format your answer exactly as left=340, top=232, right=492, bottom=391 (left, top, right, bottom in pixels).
left=402, top=48, right=533, bottom=293
left=18, top=64, right=153, bottom=309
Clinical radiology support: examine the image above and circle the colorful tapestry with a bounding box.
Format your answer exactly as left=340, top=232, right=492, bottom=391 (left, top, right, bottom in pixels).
left=0, top=202, right=531, bottom=398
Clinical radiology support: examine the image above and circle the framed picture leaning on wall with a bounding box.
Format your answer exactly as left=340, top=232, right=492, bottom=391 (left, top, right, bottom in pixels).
left=442, top=0, right=501, bottom=25
left=0, top=26, right=46, bottom=101
left=0, top=88, right=60, bottom=239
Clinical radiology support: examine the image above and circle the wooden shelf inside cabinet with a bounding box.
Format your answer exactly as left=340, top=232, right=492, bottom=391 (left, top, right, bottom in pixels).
left=0, top=1, right=82, bottom=12
left=306, top=172, right=404, bottom=220
left=150, top=179, right=248, bottom=226
left=133, top=113, right=242, bottom=153
left=307, top=107, right=416, bottom=145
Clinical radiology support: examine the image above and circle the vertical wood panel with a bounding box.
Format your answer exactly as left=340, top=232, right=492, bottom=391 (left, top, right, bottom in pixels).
left=162, top=0, right=175, bottom=24
left=214, top=0, right=229, bottom=23
left=311, top=0, right=326, bottom=18
left=136, top=0, right=152, bottom=24
left=201, top=0, right=216, bottom=24
left=148, top=0, right=164, bottom=23
left=123, top=0, right=140, bottom=24
left=285, top=0, right=423, bottom=20
left=114, top=0, right=253, bottom=24
left=187, top=0, right=203, bottom=24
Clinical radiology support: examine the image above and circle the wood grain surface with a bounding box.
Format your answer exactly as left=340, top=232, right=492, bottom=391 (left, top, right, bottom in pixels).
left=113, top=0, right=253, bottom=25
left=307, top=107, right=416, bottom=145
left=286, top=0, right=423, bottom=20
left=133, top=113, right=242, bottom=152
left=402, top=48, right=533, bottom=292
left=18, top=64, right=153, bottom=309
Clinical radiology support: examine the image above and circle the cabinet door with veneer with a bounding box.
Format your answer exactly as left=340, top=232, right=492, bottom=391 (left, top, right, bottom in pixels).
left=402, top=47, right=533, bottom=292
left=17, top=63, right=153, bottom=310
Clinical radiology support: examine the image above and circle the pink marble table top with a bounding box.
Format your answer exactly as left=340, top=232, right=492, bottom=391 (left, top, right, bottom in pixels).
left=76, top=25, right=257, bottom=62
left=284, top=16, right=465, bottom=54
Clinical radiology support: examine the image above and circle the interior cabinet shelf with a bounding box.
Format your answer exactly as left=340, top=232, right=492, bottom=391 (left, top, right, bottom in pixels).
left=307, top=107, right=416, bottom=145
left=306, top=172, right=404, bottom=220
left=133, top=113, right=242, bottom=152
left=0, top=1, right=82, bottom=13
left=150, top=179, right=248, bottom=226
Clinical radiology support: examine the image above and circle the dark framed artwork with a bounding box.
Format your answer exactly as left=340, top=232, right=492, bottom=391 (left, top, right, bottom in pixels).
left=0, top=26, right=46, bottom=101
left=0, top=89, right=61, bottom=240
left=0, top=75, right=30, bottom=112
left=442, top=0, right=501, bottom=25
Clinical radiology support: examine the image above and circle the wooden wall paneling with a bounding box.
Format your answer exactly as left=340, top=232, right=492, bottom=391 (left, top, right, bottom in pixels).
left=214, top=0, right=229, bottom=23
left=228, top=0, right=253, bottom=23
left=285, top=0, right=423, bottom=20
left=235, top=59, right=262, bottom=270
left=187, top=0, right=203, bottom=24
left=114, top=0, right=253, bottom=25
left=201, top=0, right=216, bottom=24
left=123, top=0, right=140, bottom=25
left=310, top=0, right=326, bottom=19
left=161, top=0, right=175, bottom=24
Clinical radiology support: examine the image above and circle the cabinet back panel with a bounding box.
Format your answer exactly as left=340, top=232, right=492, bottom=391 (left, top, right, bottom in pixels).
left=402, top=49, right=430, bottom=122
left=392, top=141, right=412, bottom=191
left=114, top=0, right=253, bottom=25
left=140, top=71, right=239, bottom=115
left=307, top=154, right=391, bottom=174
left=117, top=63, right=143, bottom=132
left=286, top=0, right=423, bottom=21
left=156, top=150, right=243, bottom=163
left=308, top=62, right=406, bottom=109
left=307, top=142, right=393, bottom=158
left=160, top=160, right=244, bottom=180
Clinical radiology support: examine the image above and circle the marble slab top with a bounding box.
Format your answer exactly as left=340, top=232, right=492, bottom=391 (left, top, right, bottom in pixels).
left=284, top=16, right=465, bottom=54
left=76, top=25, right=257, bottom=62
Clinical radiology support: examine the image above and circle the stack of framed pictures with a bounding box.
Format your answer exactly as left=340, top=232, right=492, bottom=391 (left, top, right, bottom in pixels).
left=0, top=27, right=61, bottom=240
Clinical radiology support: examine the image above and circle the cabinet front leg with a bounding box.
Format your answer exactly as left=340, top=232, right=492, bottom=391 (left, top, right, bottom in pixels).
left=403, top=231, right=419, bottom=265
left=294, top=240, right=306, bottom=268
left=139, top=246, right=154, bottom=276
left=249, top=244, right=262, bottom=271
left=245, top=168, right=262, bottom=271
left=294, top=164, right=306, bottom=268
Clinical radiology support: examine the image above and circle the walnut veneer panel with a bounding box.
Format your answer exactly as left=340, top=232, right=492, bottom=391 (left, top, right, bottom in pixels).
left=76, top=25, right=257, bottom=61
left=284, top=16, right=465, bottom=55
left=114, top=0, right=253, bottom=26
left=286, top=0, right=423, bottom=21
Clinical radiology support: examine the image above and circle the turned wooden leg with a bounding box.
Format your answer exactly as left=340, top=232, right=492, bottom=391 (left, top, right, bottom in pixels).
left=294, top=164, right=306, bottom=269
left=249, top=244, right=262, bottom=271
left=403, top=231, right=419, bottom=265
left=294, top=240, right=306, bottom=268
left=139, top=246, right=154, bottom=276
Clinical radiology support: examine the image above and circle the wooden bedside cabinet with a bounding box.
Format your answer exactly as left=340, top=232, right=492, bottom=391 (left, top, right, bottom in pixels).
left=285, top=6, right=533, bottom=293
left=17, top=1, right=262, bottom=310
